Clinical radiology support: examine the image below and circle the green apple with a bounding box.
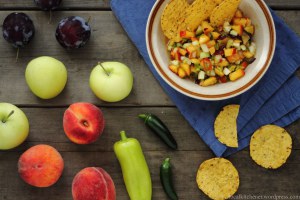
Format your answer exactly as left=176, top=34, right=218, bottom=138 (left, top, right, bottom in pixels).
left=0, top=103, right=29, bottom=150
left=25, top=56, right=67, bottom=99
left=89, top=62, right=133, bottom=102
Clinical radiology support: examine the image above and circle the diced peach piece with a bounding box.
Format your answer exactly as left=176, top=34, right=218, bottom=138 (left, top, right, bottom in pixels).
left=178, top=68, right=186, bottom=78
left=169, top=65, right=179, bottom=74
left=234, top=39, right=242, bottom=44
left=234, top=9, right=243, bottom=18
left=196, top=49, right=201, bottom=57
left=231, top=25, right=243, bottom=36
left=229, top=69, right=245, bottom=81
left=211, top=32, right=220, bottom=40
left=243, top=51, right=254, bottom=58
left=214, top=67, right=224, bottom=77
left=238, top=50, right=246, bottom=58
left=242, top=33, right=250, bottom=44
left=178, top=48, right=187, bottom=56
left=191, top=58, right=200, bottom=64
left=191, top=37, right=198, bottom=42
left=224, top=48, right=236, bottom=57
left=200, top=77, right=217, bottom=86
left=219, top=37, right=230, bottom=45
left=181, top=63, right=191, bottom=76
left=206, top=40, right=216, bottom=48
left=170, top=49, right=180, bottom=60
left=186, top=45, right=197, bottom=54
left=209, top=47, right=216, bottom=55
left=202, top=21, right=214, bottom=34
left=233, top=18, right=248, bottom=27
left=245, top=18, right=252, bottom=26
left=191, top=66, right=198, bottom=73
left=244, top=25, right=255, bottom=35
left=199, top=34, right=210, bottom=44
left=189, top=51, right=197, bottom=59
left=218, top=59, right=229, bottom=67
left=180, top=30, right=195, bottom=39
left=227, top=53, right=242, bottom=63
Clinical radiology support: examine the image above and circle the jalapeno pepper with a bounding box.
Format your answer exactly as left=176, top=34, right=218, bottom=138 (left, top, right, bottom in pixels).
left=160, top=158, right=178, bottom=200
left=114, top=131, right=152, bottom=200
left=139, top=114, right=178, bottom=150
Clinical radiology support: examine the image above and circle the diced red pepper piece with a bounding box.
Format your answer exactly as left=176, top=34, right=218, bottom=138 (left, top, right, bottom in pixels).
left=201, top=58, right=213, bottom=71
left=241, top=61, right=249, bottom=69
left=180, top=30, right=195, bottom=38
left=219, top=76, right=227, bottom=83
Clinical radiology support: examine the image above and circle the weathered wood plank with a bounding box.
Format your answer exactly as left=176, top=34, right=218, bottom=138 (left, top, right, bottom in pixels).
left=3, top=107, right=300, bottom=152
left=0, top=11, right=299, bottom=107
left=0, top=150, right=299, bottom=200
left=0, top=0, right=300, bottom=10
left=0, top=0, right=110, bottom=10
left=0, top=11, right=172, bottom=106
left=8, top=107, right=207, bottom=152
left=265, top=0, right=300, bottom=9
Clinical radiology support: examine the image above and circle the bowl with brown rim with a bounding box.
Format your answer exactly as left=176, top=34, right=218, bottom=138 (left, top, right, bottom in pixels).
left=146, top=0, right=276, bottom=100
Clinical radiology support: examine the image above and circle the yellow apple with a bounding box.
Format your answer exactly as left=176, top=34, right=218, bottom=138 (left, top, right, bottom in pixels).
left=25, top=56, right=68, bottom=99
left=89, top=62, right=133, bottom=102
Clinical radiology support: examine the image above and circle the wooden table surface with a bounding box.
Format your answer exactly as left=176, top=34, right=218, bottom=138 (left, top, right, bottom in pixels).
left=0, top=1, right=300, bottom=200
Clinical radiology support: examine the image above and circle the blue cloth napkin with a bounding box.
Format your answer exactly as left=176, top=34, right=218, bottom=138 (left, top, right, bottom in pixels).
left=110, top=0, right=300, bottom=156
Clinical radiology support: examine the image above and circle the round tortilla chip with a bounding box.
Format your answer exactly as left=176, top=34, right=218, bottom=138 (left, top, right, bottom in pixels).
left=196, top=158, right=239, bottom=200
left=214, top=0, right=224, bottom=4
left=184, top=0, right=218, bottom=31
left=210, top=0, right=241, bottom=27
left=161, top=0, right=189, bottom=42
left=214, top=104, right=240, bottom=148
left=250, top=125, right=292, bottom=169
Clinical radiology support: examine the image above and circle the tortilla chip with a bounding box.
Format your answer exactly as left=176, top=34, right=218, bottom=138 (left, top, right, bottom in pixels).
left=210, top=0, right=241, bottom=27
left=214, top=104, right=239, bottom=147
left=184, top=0, right=218, bottom=31
left=250, top=125, right=292, bottom=169
left=161, top=0, right=189, bottom=41
left=214, top=0, right=224, bottom=4
left=196, top=158, right=239, bottom=200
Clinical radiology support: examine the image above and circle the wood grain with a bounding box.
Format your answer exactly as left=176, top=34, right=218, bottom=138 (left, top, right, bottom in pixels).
left=0, top=150, right=299, bottom=200
left=0, top=0, right=300, bottom=10
left=0, top=11, right=299, bottom=107
left=0, top=11, right=172, bottom=107
left=0, top=2, right=300, bottom=200
left=1, top=107, right=299, bottom=199
left=3, top=107, right=300, bottom=152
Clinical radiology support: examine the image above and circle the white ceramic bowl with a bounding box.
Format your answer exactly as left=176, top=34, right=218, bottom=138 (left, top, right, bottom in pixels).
left=146, top=0, right=276, bottom=100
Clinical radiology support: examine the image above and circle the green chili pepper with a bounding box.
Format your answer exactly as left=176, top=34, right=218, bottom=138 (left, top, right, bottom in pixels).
left=139, top=113, right=178, bottom=149
left=160, top=158, right=178, bottom=200
left=114, top=131, right=152, bottom=200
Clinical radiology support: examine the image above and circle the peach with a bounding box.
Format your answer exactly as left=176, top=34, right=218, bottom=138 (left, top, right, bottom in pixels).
left=72, top=167, right=116, bottom=200
left=18, top=144, right=64, bottom=187
left=63, top=102, right=105, bottom=144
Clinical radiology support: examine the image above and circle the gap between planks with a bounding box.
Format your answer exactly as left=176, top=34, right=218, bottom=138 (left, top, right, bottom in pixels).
left=0, top=7, right=300, bottom=11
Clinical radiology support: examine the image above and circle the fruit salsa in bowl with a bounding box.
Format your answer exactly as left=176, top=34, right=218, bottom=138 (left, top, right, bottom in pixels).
left=146, top=0, right=276, bottom=100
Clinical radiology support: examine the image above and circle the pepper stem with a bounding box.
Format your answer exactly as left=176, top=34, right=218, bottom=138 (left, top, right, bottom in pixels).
left=162, top=157, right=171, bottom=168
left=2, top=110, right=14, bottom=123
left=120, top=131, right=128, bottom=141
left=138, top=114, right=149, bottom=122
